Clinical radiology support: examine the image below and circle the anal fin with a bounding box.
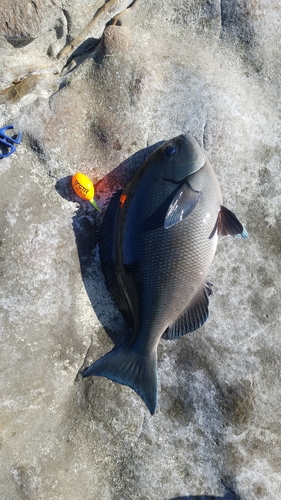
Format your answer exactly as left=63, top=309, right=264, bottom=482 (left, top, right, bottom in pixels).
left=163, top=284, right=211, bottom=340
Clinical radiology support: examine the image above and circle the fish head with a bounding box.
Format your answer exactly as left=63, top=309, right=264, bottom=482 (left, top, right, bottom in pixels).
left=160, top=134, right=207, bottom=183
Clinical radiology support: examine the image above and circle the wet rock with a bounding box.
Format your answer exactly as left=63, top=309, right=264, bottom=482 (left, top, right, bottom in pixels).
left=0, top=1, right=281, bottom=499
left=0, top=0, right=58, bottom=45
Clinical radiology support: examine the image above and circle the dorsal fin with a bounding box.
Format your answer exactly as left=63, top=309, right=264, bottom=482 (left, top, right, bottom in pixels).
left=162, top=284, right=211, bottom=340
left=98, top=191, right=134, bottom=327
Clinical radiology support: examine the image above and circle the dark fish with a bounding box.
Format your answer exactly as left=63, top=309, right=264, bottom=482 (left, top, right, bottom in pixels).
left=170, top=480, right=241, bottom=499
left=170, top=491, right=239, bottom=500
left=82, top=134, right=247, bottom=414
left=170, top=484, right=241, bottom=499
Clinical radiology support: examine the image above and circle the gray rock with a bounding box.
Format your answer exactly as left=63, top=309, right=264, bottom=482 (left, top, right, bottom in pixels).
left=0, top=1, right=281, bottom=499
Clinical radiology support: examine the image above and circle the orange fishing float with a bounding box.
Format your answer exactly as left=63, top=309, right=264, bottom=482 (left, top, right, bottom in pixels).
left=72, top=172, right=99, bottom=210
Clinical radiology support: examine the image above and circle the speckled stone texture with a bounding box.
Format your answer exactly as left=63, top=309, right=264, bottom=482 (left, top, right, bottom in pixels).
left=0, top=1, right=281, bottom=499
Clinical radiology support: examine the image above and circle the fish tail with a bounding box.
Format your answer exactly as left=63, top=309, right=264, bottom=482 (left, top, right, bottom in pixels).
left=82, top=344, right=158, bottom=415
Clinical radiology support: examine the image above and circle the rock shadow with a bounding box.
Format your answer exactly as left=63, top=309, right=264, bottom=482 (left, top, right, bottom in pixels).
left=61, top=37, right=101, bottom=75
left=55, top=141, right=163, bottom=347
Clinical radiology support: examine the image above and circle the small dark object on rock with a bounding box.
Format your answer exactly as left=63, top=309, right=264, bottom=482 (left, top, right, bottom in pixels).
left=0, top=125, right=22, bottom=159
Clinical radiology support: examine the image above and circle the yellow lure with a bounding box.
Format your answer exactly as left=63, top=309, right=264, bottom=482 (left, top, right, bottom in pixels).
left=72, top=172, right=99, bottom=210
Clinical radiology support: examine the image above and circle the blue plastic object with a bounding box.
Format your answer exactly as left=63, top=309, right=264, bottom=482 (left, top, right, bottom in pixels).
left=0, top=125, right=22, bottom=159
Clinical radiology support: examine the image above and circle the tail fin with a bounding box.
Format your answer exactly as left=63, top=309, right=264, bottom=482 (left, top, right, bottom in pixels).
left=82, top=344, right=158, bottom=415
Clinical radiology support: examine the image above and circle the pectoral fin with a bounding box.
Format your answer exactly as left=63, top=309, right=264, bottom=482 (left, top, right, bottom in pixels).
left=164, top=182, right=201, bottom=229
left=209, top=205, right=248, bottom=239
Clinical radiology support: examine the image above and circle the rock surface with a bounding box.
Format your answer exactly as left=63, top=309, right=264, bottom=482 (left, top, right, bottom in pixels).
left=1, top=1, right=281, bottom=499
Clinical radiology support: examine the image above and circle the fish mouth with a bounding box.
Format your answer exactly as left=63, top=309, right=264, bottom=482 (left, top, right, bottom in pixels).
left=179, top=133, right=190, bottom=147
left=170, top=133, right=188, bottom=150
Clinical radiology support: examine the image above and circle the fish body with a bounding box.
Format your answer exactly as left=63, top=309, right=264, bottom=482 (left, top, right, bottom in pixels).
left=82, top=134, right=247, bottom=414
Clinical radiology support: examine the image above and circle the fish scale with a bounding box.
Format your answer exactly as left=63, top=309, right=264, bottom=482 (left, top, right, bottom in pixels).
left=123, top=163, right=220, bottom=345
left=82, top=134, right=247, bottom=414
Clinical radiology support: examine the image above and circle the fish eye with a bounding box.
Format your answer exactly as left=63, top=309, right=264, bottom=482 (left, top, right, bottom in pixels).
left=165, top=145, right=176, bottom=156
